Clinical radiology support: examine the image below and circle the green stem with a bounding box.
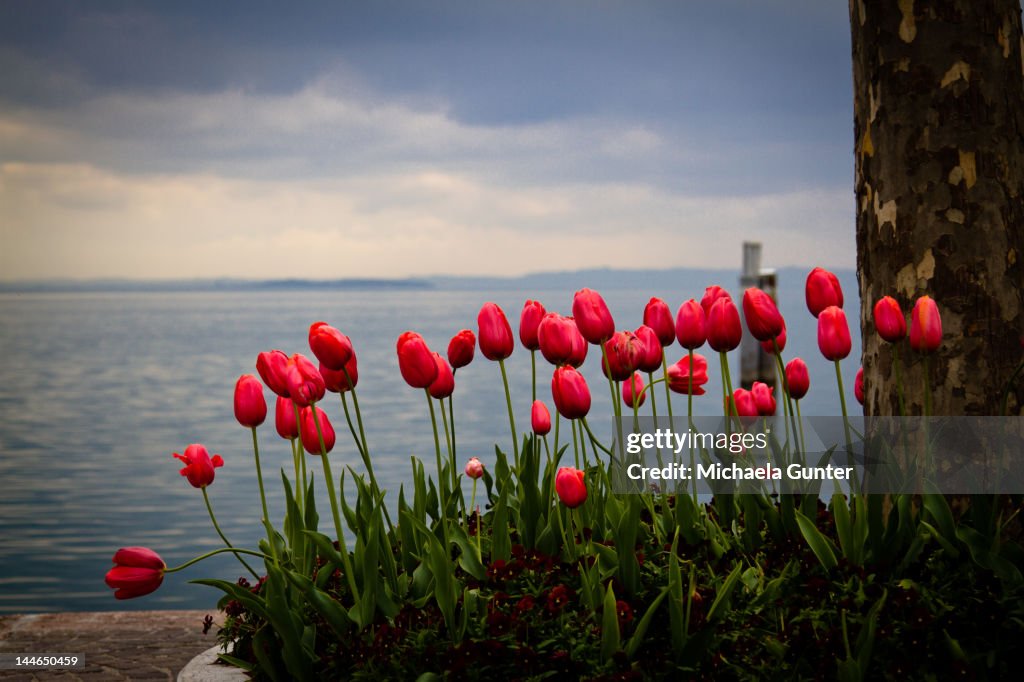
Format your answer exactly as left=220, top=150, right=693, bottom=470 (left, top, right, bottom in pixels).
left=439, top=395, right=457, bottom=494
left=340, top=393, right=366, bottom=460
left=531, top=350, right=537, bottom=403
left=470, top=477, right=481, bottom=562
left=250, top=427, right=278, bottom=563
left=834, top=361, right=857, bottom=494
left=648, top=370, right=659, bottom=424
left=165, top=547, right=273, bottom=574
left=554, top=412, right=561, bottom=460
left=202, top=487, right=259, bottom=578
left=290, top=436, right=302, bottom=518
left=661, top=351, right=675, bottom=426
left=688, top=349, right=697, bottom=503
left=425, top=390, right=446, bottom=498
left=498, top=359, right=520, bottom=465
left=580, top=417, right=614, bottom=456
left=572, top=418, right=581, bottom=469
left=342, top=393, right=395, bottom=534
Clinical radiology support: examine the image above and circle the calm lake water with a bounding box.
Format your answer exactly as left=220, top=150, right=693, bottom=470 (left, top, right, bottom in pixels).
left=0, top=274, right=859, bottom=613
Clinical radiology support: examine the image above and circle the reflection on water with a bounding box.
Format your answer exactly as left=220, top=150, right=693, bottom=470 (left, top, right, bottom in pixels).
left=0, top=280, right=858, bottom=612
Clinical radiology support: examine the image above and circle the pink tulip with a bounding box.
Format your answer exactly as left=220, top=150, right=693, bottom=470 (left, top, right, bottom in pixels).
left=909, top=296, right=942, bottom=353
left=742, top=288, right=785, bottom=343
left=667, top=354, right=709, bottom=395
left=531, top=400, right=552, bottom=435
left=256, top=350, right=291, bottom=398
left=643, top=297, right=676, bottom=347
left=284, top=353, right=326, bottom=407
left=602, top=331, right=643, bottom=381
left=519, top=300, right=546, bottom=351
left=275, top=396, right=298, bottom=439
left=397, top=332, right=438, bottom=388
left=706, top=298, right=742, bottom=352
left=675, top=299, right=707, bottom=350
left=854, top=367, right=865, bottom=405
left=173, top=444, right=224, bottom=489
left=465, top=457, right=484, bottom=479
left=873, top=296, right=906, bottom=343
left=478, top=302, right=515, bottom=361
left=555, top=467, right=587, bottom=508
left=817, top=306, right=852, bottom=361
left=785, top=358, right=810, bottom=400
left=552, top=366, right=591, bottom=419
left=751, top=381, right=776, bottom=416
left=299, top=406, right=336, bottom=454
left=233, top=374, right=267, bottom=428
left=572, top=288, right=615, bottom=344
left=805, top=267, right=843, bottom=318
left=634, top=325, right=664, bottom=373
left=105, top=547, right=165, bottom=600
left=308, top=321, right=353, bottom=371
left=447, top=329, right=476, bottom=369
left=427, top=352, right=455, bottom=399
left=623, top=372, right=646, bottom=407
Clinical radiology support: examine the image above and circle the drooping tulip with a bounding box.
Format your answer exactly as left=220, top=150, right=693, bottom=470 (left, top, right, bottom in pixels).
left=667, top=354, right=709, bottom=395
left=706, top=298, right=743, bottom=352
left=675, top=299, right=707, bottom=350
left=105, top=547, right=165, bottom=600
left=233, top=374, right=267, bottom=428
left=742, top=288, right=785, bottom=343
left=172, top=444, right=224, bottom=489
left=428, top=352, right=455, bottom=399
left=397, top=332, right=438, bottom=388
left=873, top=296, right=906, bottom=343
left=531, top=400, right=551, bottom=435
left=623, top=372, right=646, bottom=407
left=909, top=296, right=942, bottom=353
left=320, top=354, right=358, bottom=393
left=751, top=381, right=776, bottom=416
left=761, top=323, right=787, bottom=354
left=643, top=297, right=676, bottom=347
left=805, top=267, right=844, bottom=318
left=785, top=358, right=810, bottom=400
left=730, top=388, right=759, bottom=418
left=634, top=325, right=664, bottom=373
left=700, top=286, right=732, bottom=317
left=551, top=366, right=591, bottom=419
left=538, top=313, right=576, bottom=365
left=478, top=302, right=515, bottom=361
left=854, top=367, right=865, bottom=405
left=572, top=288, right=615, bottom=344
left=275, top=396, right=299, bottom=439
left=519, top=300, right=546, bottom=351
left=447, top=329, right=476, bottom=369
left=555, top=467, right=588, bottom=508
left=284, top=354, right=326, bottom=407
left=308, top=322, right=353, bottom=371
left=299, top=406, right=336, bottom=455
left=465, top=457, right=484, bottom=480
left=256, top=350, right=291, bottom=398
left=817, top=306, right=852, bottom=361
left=602, top=331, right=643, bottom=381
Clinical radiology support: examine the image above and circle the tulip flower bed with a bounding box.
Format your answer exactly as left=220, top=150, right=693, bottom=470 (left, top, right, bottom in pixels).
left=105, top=275, right=1024, bottom=680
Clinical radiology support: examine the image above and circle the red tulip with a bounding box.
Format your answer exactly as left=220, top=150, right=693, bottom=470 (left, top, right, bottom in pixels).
left=233, top=374, right=267, bottom=428
left=285, top=353, right=326, bottom=407
left=572, top=288, right=615, bottom=344
left=602, top=331, right=643, bottom=381
left=675, top=299, right=707, bottom=350
left=256, top=350, right=291, bottom=398
left=761, top=323, right=786, bottom=354
left=667, top=354, right=709, bottom=395
left=909, top=296, right=942, bottom=353
left=643, top=297, right=676, bottom=347
left=478, top=302, right=515, bottom=361
left=817, top=306, right=852, bottom=361
left=785, top=358, right=810, bottom=400
left=519, top=300, right=546, bottom=351
left=105, top=547, right=165, bottom=600
left=555, top=467, right=587, bottom=508
left=538, top=313, right=576, bottom=365
left=730, top=388, right=759, bottom=418
left=707, top=298, right=742, bottom=352
left=873, top=296, right=906, bottom=343
left=634, top=325, right=664, bottom=373
left=700, top=286, right=732, bottom=317
left=531, top=400, right=551, bottom=435
left=551, top=366, right=591, bottom=419
left=805, top=267, right=844, bottom=318
left=275, top=396, right=299, bottom=439
left=172, top=444, right=224, bottom=489
left=428, top=352, right=455, bottom=399
left=751, top=381, right=776, bottom=416
left=465, top=457, right=484, bottom=479
left=299, top=406, right=335, bottom=454
left=623, top=372, right=646, bottom=407
left=447, top=329, right=476, bottom=369
left=742, top=288, right=785, bottom=343
left=308, top=321, right=353, bottom=371
left=854, top=367, right=865, bottom=405
left=566, top=321, right=589, bottom=368
left=397, top=331, right=438, bottom=388
left=320, top=354, right=358, bottom=393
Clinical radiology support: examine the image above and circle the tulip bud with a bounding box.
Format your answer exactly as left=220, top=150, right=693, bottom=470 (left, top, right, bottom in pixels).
left=275, top=396, right=299, bottom=439
left=447, top=329, right=476, bottom=369
left=761, top=323, right=786, bottom=354
left=477, top=302, right=515, bottom=361
left=742, top=288, right=785, bottom=343
left=531, top=400, right=552, bottom=435
left=172, top=444, right=224, bottom=489
left=873, top=296, right=906, bottom=343
left=700, top=286, right=732, bottom=317
left=730, top=388, right=759, bottom=418
left=465, top=457, right=484, bottom=480
left=909, top=296, right=942, bottom=353
left=675, top=299, right=707, bottom=350
left=751, top=381, right=776, bottom=416
left=623, top=372, right=646, bottom=408
left=805, top=267, right=844, bottom=318
left=785, top=358, right=810, bottom=400
left=320, top=354, right=358, bottom=393
left=105, top=547, right=165, bottom=600
left=233, top=374, right=267, bottom=428
left=428, top=352, right=455, bottom=399
left=551, top=366, right=591, bottom=419
left=299, top=406, right=336, bottom=455
left=667, top=354, right=709, bottom=395
left=572, top=288, right=615, bottom=344
left=854, top=367, right=865, bottom=405
left=256, top=350, right=291, bottom=398
left=643, top=297, right=676, bottom=347
left=817, top=306, right=852, bottom=361
left=634, top=325, right=664, bottom=373
left=397, top=331, right=438, bottom=388
left=706, top=298, right=742, bottom=352
left=519, top=300, right=546, bottom=351
left=602, top=331, right=643, bottom=381
left=555, top=467, right=587, bottom=508
left=308, top=321, right=354, bottom=371
left=538, top=313, right=575, bottom=365
left=285, top=353, right=326, bottom=407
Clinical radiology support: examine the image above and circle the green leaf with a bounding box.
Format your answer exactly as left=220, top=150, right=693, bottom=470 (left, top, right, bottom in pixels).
left=625, top=587, right=668, bottom=658
left=795, top=509, right=838, bottom=570
left=449, top=523, right=486, bottom=580
left=284, top=569, right=353, bottom=637
left=601, top=582, right=621, bottom=661
left=707, top=562, right=743, bottom=622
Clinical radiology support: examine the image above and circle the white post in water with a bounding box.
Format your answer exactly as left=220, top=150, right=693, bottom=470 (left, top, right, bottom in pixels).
left=739, top=242, right=777, bottom=389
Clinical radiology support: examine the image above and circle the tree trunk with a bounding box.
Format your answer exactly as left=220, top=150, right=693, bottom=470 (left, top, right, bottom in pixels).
left=852, top=0, right=1024, bottom=416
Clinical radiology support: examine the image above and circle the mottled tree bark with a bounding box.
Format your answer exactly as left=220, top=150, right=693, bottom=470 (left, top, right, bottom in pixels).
left=852, top=0, right=1024, bottom=416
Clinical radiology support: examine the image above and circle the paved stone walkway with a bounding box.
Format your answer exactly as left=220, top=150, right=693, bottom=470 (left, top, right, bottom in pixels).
left=0, top=611, right=221, bottom=681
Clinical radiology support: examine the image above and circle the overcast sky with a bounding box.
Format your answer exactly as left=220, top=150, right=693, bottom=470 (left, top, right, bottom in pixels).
left=0, top=1, right=855, bottom=280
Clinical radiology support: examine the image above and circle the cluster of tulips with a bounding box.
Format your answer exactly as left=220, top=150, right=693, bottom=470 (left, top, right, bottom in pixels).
left=104, top=266, right=944, bottom=607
